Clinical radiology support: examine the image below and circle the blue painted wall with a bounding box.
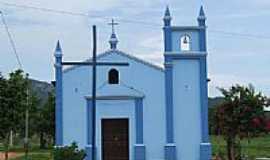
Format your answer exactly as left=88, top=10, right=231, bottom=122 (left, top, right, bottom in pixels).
left=173, top=59, right=201, bottom=160
left=62, top=66, right=90, bottom=147
left=54, top=43, right=63, bottom=146
left=62, top=51, right=166, bottom=160
left=162, top=6, right=211, bottom=160
left=60, top=6, right=211, bottom=160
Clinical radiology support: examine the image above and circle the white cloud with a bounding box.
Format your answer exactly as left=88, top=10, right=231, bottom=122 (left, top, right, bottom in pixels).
left=208, top=74, right=270, bottom=97
left=1, top=0, right=270, bottom=98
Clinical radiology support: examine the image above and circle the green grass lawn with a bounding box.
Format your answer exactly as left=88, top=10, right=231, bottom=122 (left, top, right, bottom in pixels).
left=211, top=134, right=270, bottom=158
left=10, top=152, right=52, bottom=160
left=0, top=135, right=53, bottom=160
left=0, top=144, right=52, bottom=160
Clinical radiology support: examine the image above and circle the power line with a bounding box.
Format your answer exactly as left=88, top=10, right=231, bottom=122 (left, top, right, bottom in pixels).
left=118, top=18, right=160, bottom=27
left=1, top=1, right=270, bottom=41
left=1, top=7, right=29, bottom=159
left=210, top=29, right=270, bottom=39
left=0, top=1, right=89, bottom=17
left=0, top=10, right=22, bottom=68
left=0, top=1, right=161, bottom=26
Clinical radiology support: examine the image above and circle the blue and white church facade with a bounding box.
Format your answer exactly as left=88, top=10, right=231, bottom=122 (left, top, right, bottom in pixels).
left=54, top=6, right=211, bottom=160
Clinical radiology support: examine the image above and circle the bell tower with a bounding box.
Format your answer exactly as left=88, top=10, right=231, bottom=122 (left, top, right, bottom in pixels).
left=163, top=6, right=211, bottom=160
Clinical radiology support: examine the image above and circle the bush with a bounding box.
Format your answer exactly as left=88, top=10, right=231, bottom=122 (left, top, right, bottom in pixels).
left=53, top=142, right=86, bottom=160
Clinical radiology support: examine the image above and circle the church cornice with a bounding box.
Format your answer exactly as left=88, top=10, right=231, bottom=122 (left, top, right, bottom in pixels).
left=85, top=95, right=144, bottom=100
left=170, top=26, right=207, bottom=31
left=164, top=51, right=207, bottom=56
left=85, top=81, right=145, bottom=100
left=63, top=49, right=164, bottom=73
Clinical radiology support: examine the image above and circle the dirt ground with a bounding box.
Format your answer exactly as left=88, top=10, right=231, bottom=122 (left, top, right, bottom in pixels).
left=0, top=152, right=22, bottom=160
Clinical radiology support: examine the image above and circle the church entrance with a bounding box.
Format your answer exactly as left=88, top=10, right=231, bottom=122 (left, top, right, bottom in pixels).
left=102, top=119, right=129, bottom=160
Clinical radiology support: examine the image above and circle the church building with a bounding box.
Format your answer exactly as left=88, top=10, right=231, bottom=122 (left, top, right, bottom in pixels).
left=54, top=6, right=212, bottom=160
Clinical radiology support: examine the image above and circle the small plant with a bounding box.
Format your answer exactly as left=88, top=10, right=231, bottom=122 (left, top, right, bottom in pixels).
left=53, top=142, right=86, bottom=160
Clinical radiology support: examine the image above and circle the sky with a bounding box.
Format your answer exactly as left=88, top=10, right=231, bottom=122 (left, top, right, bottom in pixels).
left=0, top=0, right=270, bottom=97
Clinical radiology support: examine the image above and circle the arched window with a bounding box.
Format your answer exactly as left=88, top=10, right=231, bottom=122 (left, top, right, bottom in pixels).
left=180, top=35, right=191, bottom=51
left=108, top=69, right=119, bottom=84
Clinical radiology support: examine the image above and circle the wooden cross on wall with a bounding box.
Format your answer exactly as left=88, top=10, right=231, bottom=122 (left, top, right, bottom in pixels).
left=62, top=24, right=128, bottom=160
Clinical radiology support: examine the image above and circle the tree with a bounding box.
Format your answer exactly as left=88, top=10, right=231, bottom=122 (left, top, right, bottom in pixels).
left=0, top=73, right=7, bottom=119
left=209, top=107, right=217, bottom=135
left=214, top=84, right=269, bottom=160
left=33, top=91, right=55, bottom=148
left=42, top=92, right=55, bottom=146
left=0, top=70, right=28, bottom=160
left=0, top=73, right=8, bottom=157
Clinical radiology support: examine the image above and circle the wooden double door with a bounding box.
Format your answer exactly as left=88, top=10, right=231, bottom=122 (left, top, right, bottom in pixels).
left=102, top=119, right=129, bottom=160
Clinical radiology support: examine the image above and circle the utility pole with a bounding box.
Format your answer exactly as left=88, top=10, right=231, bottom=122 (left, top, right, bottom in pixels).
left=24, top=103, right=29, bottom=160
left=91, top=25, right=97, bottom=160
left=9, top=130, right=13, bottom=147
left=24, top=74, right=29, bottom=160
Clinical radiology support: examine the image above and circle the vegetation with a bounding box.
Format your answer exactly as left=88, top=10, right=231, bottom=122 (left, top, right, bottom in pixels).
left=0, top=70, right=29, bottom=160
left=1, top=69, right=270, bottom=160
left=0, top=70, right=55, bottom=160
left=53, top=142, right=86, bottom=160
left=11, top=153, right=52, bottom=160
left=211, top=135, right=270, bottom=159
left=213, top=84, right=269, bottom=160
left=1, top=135, right=269, bottom=160
left=32, top=92, right=55, bottom=149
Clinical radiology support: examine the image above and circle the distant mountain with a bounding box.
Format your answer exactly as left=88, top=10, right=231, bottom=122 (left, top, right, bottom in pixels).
left=208, top=97, right=224, bottom=108
left=29, top=79, right=54, bottom=106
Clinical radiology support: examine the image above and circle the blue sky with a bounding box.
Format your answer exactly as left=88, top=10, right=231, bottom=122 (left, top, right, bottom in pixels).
left=0, top=0, right=270, bottom=97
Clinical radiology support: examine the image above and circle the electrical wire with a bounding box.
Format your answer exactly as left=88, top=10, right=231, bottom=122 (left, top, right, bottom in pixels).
left=0, top=10, right=23, bottom=68
left=0, top=1, right=270, bottom=41
left=0, top=1, right=89, bottom=17
left=0, top=2, right=161, bottom=26
left=210, top=29, right=270, bottom=39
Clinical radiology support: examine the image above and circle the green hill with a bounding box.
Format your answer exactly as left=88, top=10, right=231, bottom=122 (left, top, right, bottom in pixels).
left=29, top=79, right=53, bottom=106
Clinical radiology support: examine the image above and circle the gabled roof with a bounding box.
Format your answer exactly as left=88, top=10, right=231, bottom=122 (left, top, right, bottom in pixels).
left=63, top=49, right=164, bottom=73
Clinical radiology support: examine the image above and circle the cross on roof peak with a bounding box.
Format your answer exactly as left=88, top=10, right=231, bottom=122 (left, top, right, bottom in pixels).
left=108, top=19, right=119, bottom=34
left=108, top=19, right=119, bottom=50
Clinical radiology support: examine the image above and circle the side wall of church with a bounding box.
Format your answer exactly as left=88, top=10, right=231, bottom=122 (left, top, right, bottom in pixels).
left=173, top=59, right=202, bottom=160
left=62, top=52, right=166, bottom=160
left=62, top=66, right=90, bottom=148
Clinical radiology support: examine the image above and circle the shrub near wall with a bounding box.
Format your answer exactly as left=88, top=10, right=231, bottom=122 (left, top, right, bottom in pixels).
left=53, top=142, right=86, bottom=160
